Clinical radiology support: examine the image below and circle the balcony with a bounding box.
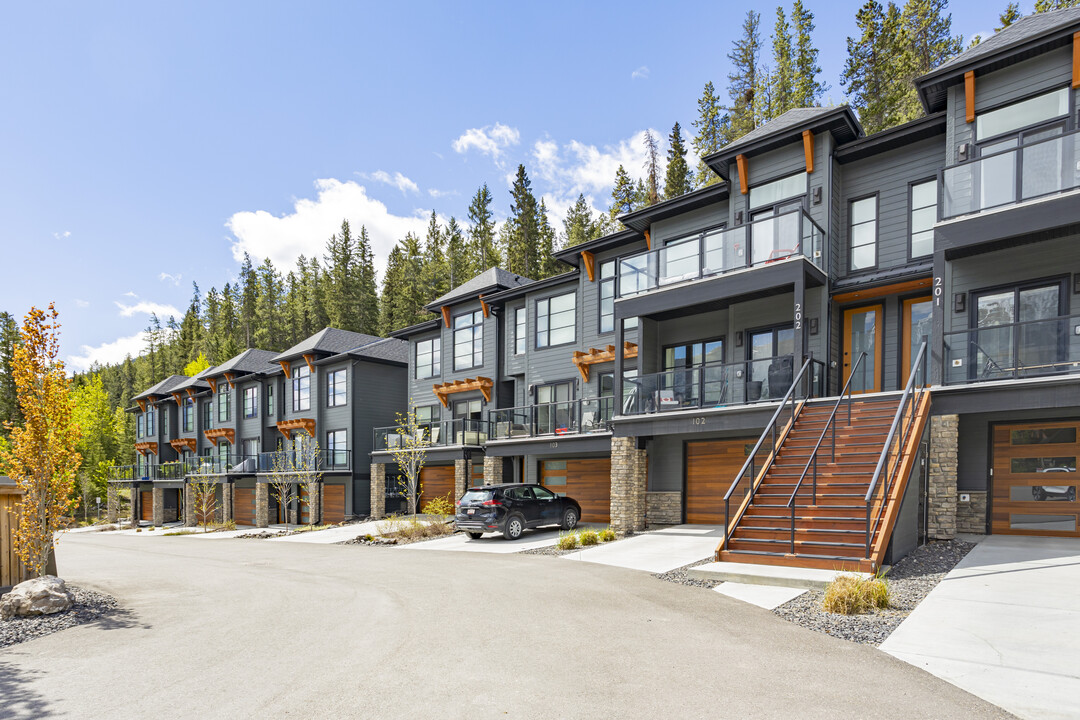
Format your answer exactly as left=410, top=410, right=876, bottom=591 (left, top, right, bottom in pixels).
left=943, top=313, right=1080, bottom=385
left=617, top=208, right=825, bottom=299
left=941, top=129, right=1080, bottom=221
left=186, top=454, right=259, bottom=476
left=620, top=355, right=826, bottom=415
left=488, top=398, right=614, bottom=440
left=372, top=419, right=489, bottom=452
left=255, top=449, right=352, bottom=473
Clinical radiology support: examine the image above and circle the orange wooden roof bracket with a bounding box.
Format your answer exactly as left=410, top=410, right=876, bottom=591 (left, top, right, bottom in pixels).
left=136, top=398, right=147, bottom=413
left=203, top=427, right=236, bottom=445
left=433, top=376, right=493, bottom=407
left=276, top=418, right=316, bottom=439
left=134, top=441, right=158, bottom=456
left=965, top=71, right=975, bottom=123
left=441, top=306, right=452, bottom=328
left=736, top=154, right=749, bottom=195
left=571, top=342, right=639, bottom=383
left=802, top=130, right=814, bottom=174
left=1073, top=32, right=1080, bottom=89
left=302, top=354, right=316, bottom=373
left=223, top=372, right=236, bottom=389
left=278, top=360, right=291, bottom=377
left=644, top=229, right=651, bottom=250
left=206, top=377, right=218, bottom=394
left=185, top=388, right=197, bottom=400
left=581, top=250, right=596, bottom=281
left=170, top=392, right=183, bottom=406
left=479, top=295, right=490, bottom=318
left=170, top=438, right=197, bottom=454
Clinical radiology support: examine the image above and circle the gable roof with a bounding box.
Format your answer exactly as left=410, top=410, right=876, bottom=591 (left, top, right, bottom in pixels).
left=341, top=337, right=409, bottom=365
left=205, top=348, right=279, bottom=378
left=917, top=7, right=1080, bottom=112
left=273, top=327, right=385, bottom=362
left=133, top=374, right=187, bottom=401
left=425, top=267, right=532, bottom=310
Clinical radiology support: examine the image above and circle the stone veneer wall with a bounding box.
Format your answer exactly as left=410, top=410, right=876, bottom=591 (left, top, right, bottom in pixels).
left=256, top=482, right=269, bottom=528
left=483, top=456, right=503, bottom=485
left=221, top=483, right=233, bottom=524
left=151, top=487, right=164, bottom=526
left=107, top=484, right=118, bottom=524
left=956, top=490, right=987, bottom=534
left=610, top=437, right=647, bottom=534
left=370, top=463, right=386, bottom=520
left=928, top=414, right=958, bottom=540
left=183, top=484, right=195, bottom=526
left=454, top=459, right=468, bottom=502
left=646, top=492, right=682, bottom=526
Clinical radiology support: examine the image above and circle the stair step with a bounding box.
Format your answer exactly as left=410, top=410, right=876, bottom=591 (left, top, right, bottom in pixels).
left=738, top=516, right=868, bottom=530
left=738, top=527, right=870, bottom=543
left=727, top=538, right=868, bottom=558
left=717, top=549, right=875, bottom=573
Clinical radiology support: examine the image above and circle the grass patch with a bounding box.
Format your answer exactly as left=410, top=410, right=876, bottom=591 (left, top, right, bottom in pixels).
left=162, top=529, right=198, bottom=537
left=377, top=514, right=454, bottom=542
left=822, top=574, right=890, bottom=615
left=289, top=524, right=332, bottom=535
left=579, top=529, right=599, bottom=546
left=556, top=532, right=579, bottom=550
left=598, top=527, right=616, bottom=542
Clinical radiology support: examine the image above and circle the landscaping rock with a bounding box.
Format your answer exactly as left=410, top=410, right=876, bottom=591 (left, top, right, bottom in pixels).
left=0, top=585, right=119, bottom=648
left=0, top=575, right=75, bottom=620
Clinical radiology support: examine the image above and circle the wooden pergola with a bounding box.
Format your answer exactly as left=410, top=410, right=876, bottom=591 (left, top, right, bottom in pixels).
left=433, top=377, right=493, bottom=407
left=572, top=342, right=638, bottom=383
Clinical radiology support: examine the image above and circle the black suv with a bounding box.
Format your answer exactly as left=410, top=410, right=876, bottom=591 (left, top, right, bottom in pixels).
left=455, top=484, right=581, bottom=540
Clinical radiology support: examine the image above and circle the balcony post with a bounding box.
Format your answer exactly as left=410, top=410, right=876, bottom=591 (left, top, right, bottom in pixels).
left=930, top=249, right=946, bottom=385
left=614, top=318, right=625, bottom=416
left=793, top=271, right=806, bottom=368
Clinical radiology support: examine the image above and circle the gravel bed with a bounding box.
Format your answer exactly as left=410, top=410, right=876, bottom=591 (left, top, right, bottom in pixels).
left=653, top=557, right=722, bottom=589
left=0, top=586, right=121, bottom=649
left=772, top=539, right=976, bottom=646
left=517, top=531, right=627, bottom=556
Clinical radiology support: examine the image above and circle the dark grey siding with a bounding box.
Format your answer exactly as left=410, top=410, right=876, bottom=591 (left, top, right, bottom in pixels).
left=651, top=204, right=726, bottom=244
left=350, top=359, right=407, bottom=515
left=236, top=380, right=263, bottom=455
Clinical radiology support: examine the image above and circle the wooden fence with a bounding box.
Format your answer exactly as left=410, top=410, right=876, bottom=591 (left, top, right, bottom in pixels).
left=1, top=477, right=27, bottom=588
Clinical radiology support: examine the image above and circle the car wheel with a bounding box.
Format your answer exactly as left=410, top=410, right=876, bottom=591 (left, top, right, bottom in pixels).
left=503, top=514, right=525, bottom=540
left=466, top=532, right=484, bottom=540
left=1069, top=488, right=1077, bottom=502
left=1033, top=487, right=1046, bottom=501
left=561, top=508, right=579, bottom=531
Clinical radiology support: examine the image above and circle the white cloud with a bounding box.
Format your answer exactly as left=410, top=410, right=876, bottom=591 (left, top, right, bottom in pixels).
left=452, top=123, right=521, bottom=164
left=226, top=178, right=431, bottom=279
left=531, top=129, right=663, bottom=199
left=75, top=299, right=89, bottom=308
left=114, top=300, right=182, bottom=319
left=159, top=272, right=182, bottom=286
left=53, top=230, right=71, bottom=240
left=631, top=66, right=650, bottom=80
left=67, top=331, right=148, bottom=373
left=428, top=188, right=457, bottom=199
left=361, top=170, right=419, bottom=195
left=123, top=291, right=137, bottom=298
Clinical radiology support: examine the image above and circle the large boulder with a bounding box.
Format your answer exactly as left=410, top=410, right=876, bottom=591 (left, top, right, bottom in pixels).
left=0, top=575, right=74, bottom=621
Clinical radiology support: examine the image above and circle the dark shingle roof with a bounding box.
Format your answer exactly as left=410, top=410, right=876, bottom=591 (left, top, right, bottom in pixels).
left=719, top=107, right=839, bottom=155
left=133, top=375, right=187, bottom=400
left=273, top=328, right=385, bottom=362
left=206, top=348, right=280, bottom=377
left=345, top=337, right=409, bottom=364
left=171, top=368, right=214, bottom=394
left=935, top=7, right=1080, bottom=74
left=426, top=267, right=532, bottom=309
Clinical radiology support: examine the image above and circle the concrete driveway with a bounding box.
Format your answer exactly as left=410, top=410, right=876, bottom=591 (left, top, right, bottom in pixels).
left=0, top=533, right=1009, bottom=719
left=397, top=523, right=606, bottom=553
left=562, top=524, right=724, bottom=573
left=881, top=535, right=1080, bottom=720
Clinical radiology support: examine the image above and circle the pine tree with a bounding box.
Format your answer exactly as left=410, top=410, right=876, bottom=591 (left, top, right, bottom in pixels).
left=643, top=130, right=661, bottom=206
left=728, top=10, right=763, bottom=140
left=238, top=253, right=257, bottom=348
left=323, top=219, right=367, bottom=333
left=692, top=81, right=729, bottom=187
left=0, top=311, right=22, bottom=434
left=1034, top=0, right=1080, bottom=12
left=445, top=217, right=469, bottom=289
left=536, top=199, right=560, bottom=279
left=997, top=2, right=1021, bottom=29
left=175, top=282, right=203, bottom=368
left=792, top=0, right=827, bottom=107
left=356, top=226, right=380, bottom=335
left=562, top=194, right=600, bottom=248
left=664, top=122, right=692, bottom=200
left=253, top=258, right=284, bottom=350
left=901, top=0, right=963, bottom=82
left=421, top=210, right=451, bottom=296
left=504, top=165, right=542, bottom=278
left=467, top=183, right=501, bottom=274
left=379, top=245, right=406, bottom=334
left=769, top=7, right=795, bottom=118
left=842, top=1, right=912, bottom=134
left=610, top=165, right=637, bottom=220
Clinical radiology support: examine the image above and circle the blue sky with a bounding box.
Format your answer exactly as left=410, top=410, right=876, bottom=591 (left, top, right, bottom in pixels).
left=0, top=1, right=1003, bottom=371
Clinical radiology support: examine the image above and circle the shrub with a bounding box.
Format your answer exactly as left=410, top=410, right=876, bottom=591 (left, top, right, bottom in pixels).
left=579, top=530, right=599, bottom=546
left=822, top=574, right=890, bottom=615
left=598, top=527, right=616, bottom=542
left=556, top=532, right=579, bottom=550
left=421, top=495, right=455, bottom=518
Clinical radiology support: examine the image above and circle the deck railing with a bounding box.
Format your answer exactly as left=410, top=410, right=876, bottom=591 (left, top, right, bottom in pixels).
left=942, top=313, right=1080, bottom=384
left=488, top=397, right=614, bottom=440
left=373, top=418, right=490, bottom=452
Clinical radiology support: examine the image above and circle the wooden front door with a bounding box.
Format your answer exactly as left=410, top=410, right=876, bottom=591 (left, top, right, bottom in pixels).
left=843, top=305, right=883, bottom=394
left=140, top=490, right=153, bottom=522
left=234, top=487, right=255, bottom=526
left=540, top=458, right=611, bottom=523
left=902, top=296, right=933, bottom=385
left=418, top=466, right=455, bottom=512
left=992, top=421, right=1080, bottom=537
left=685, top=439, right=755, bottom=524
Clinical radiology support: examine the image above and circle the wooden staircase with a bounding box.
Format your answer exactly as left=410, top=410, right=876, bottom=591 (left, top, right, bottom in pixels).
left=717, top=392, right=932, bottom=573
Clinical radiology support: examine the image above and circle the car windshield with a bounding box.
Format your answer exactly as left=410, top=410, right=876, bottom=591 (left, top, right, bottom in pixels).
left=460, top=490, right=493, bottom=504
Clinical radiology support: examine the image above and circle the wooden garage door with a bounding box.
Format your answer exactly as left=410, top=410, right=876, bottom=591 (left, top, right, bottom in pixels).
left=235, top=487, right=255, bottom=526
left=323, top=484, right=345, bottom=524
left=992, top=421, right=1079, bottom=537
left=541, top=458, right=610, bottom=523
left=419, top=466, right=455, bottom=511
left=140, top=490, right=153, bottom=522
left=686, top=439, right=754, bottom=524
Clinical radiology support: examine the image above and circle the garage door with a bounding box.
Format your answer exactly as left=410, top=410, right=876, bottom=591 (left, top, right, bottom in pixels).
left=686, top=439, right=755, bottom=524
left=301, top=484, right=346, bottom=524
left=992, top=421, right=1079, bottom=537
left=541, top=458, right=610, bottom=523
left=235, top=487, right=255, bottom=526
left=419, top=466, right=455, bottom=511
left=140, top=490, right=153, bottom=522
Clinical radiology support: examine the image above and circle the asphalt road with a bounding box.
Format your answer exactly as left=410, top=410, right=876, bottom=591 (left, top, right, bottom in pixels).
left=0, top=533, right=1010, bottom=719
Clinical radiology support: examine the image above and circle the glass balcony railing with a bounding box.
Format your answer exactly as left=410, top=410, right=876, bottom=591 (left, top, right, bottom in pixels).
left=941, top=128, right=1080, bottom=220
left=617, top=208, right=825, bottom=298
left=943, top=313, right=1080, bottom=384
left=255, top=449, right=352, bottom=473
left=620, top=355, right=826, bottom=415
left=372, top=419, right=490, bottom=452
left=187, top=454, right=259, bottom=476
left=488, top=397, right=615, bottom=440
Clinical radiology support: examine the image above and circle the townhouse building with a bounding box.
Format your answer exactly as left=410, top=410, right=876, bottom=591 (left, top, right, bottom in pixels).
left=377, top=8, right=1080, bottom=571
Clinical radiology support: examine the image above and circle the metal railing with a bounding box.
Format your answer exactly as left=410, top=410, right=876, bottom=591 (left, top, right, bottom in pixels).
left=256, top=448, right=352, bottom=473
left=488, top=397, right=614, bottom=440
left=943, top=313, right=1080, bottom=384
left=941, top=127, right=1080, bottom=220
left=186, top=454, right=259, bottom=476
left=617, top=208, right=825, bottom=298
left=719, top=356, right=820, bottom=552
left=622, top=355, right=826, bottom=415
left=784, top=352, right=868, bottom=553
left=864, top=341, right=929, bottom=559
left=373, top=418, right=490, bottom=451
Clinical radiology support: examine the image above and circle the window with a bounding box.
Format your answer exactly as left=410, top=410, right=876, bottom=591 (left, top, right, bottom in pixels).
left=416, top=338, right=441, bottom=379
left=146, top=408, right=154, bottom=436
left=217, top=388, right=230, bottom=422
left=415, top=404, right=439, bottom=424
left=242, top=438, right=259, bottom=460
left=599, top=261, right=616, bottom=333
left=514, top=307, right=526, bottom=354
left=183, top=398, right=194, bottom=433
left=910, top=180, right=937, bottom=258
left=203, top=401, right=213, bottom=430
left=454, top=310, right=484, bottom=371
left=243, top=386, right=258, bottom=418
left=536, top=292, right=576, bottom=348
left=266, top=383, right=274, bottom=417
left=327, top=369, right=347, bottom=407
left=749, top=172, right=807, bottom=210
left=532, top=485, right=557, bottom=501
left=137, top=412, right=145, bottom=438
left=292, top=365, right=310, bottom=412
left=161, top=407, right=168, bottom=437
left=326, top=429, right=348, bottom=468
left=218, top=441, right=230, bottom=466
left=849, top=196, right=877, bottom=271
left=976, top=87, right=1069, bottom=141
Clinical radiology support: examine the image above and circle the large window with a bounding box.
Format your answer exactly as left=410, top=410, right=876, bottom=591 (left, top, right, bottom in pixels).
left=454, top=311, right=484, bottom=371
left=536, top=292, right=576, bottom=348
left=183, top=398, right=194, bottom=432
left=749, top=172, right=807, bottom=210
left=137, top=412, right=145, bottom=438
left=292, top=365, right=310, bottom=412
left=976, top=87, right=1069, bottom=141
left=146, top=408, right=154, bottom=435
left=326, top=429, right=348, bottom=468
left=416, top=338, right=441, bottom=379
left=910, top=180, right=937, bottom=259
left=327, top=369, right=347, bottom=407
left=514, top=307, right=526, bottom=355
left=242, top=438, right=259, bottom=460
left=266, top=383, right=274, bottom=417
left=217, top=388, right=230, bottom=422
left=161, top=407, right=168, bottom=437
left=849, top=196, right=878, bottom=271
left=243, top=386, right=258, bottom=418
left=599, top=260, right=616, bottom=333
left=203, top=401, right=213, bottom=430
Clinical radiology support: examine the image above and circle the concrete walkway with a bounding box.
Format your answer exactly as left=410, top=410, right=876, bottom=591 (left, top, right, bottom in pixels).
left=881, top=535, right=1080, bottom=720
left=561, top=524, right=724, bottom=573
left=266, top=521, right=385, bottom=544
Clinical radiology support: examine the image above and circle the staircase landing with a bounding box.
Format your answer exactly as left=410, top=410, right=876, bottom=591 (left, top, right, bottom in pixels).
left=688, top=561, right=879, bottom=590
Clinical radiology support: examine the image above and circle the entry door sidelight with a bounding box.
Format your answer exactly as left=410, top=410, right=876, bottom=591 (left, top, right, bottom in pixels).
left=747, top=326, right=795, bottom=401
left=843, top=305, right=882, bottom=394
left=972, top=282, right=1065, bottom=381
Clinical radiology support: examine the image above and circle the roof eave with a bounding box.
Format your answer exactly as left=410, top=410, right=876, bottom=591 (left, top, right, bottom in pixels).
left=617, top=183, right=729, bottom=233
left=483, top=271, right=581, bottom=304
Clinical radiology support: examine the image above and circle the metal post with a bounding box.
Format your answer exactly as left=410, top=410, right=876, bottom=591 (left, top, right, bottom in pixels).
left=790, top=503, right=796, bottom=554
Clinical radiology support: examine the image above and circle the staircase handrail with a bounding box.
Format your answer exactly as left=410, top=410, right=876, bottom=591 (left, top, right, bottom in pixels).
left=864, top=341, right=929, bottom=558
left=784, top=351, right=868, bottom=553
left=720, top=355, right=817, bottom=552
